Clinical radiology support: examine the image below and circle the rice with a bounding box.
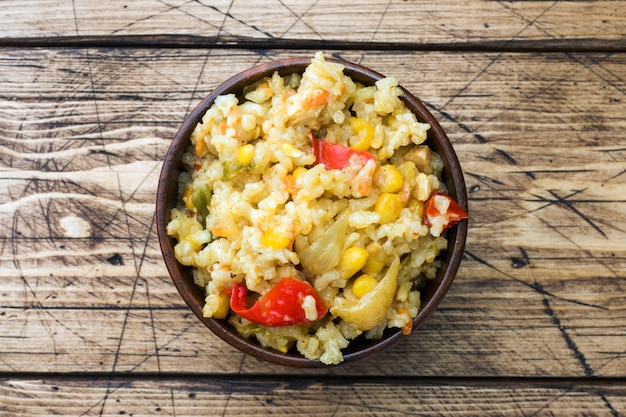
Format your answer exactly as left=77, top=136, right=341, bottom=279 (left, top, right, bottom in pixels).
left=167, top=52, right=452, bottom=365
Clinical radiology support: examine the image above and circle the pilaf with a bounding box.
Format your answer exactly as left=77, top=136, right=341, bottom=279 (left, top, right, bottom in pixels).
left=166, top=52, right=467, bottom=365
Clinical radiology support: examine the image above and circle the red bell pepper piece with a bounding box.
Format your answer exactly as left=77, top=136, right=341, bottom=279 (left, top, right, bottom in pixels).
left=228, top=277, right=327, bottom=327
left=310, top=134, right=376, bottom=170
left=424, top=192, right=468, bottom=229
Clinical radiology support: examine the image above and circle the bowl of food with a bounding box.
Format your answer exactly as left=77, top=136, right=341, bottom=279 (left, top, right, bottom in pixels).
left=156, top=52, right=468, bottom=367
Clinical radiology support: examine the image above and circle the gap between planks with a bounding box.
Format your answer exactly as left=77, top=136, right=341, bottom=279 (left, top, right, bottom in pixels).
left=2, top=373, right=626, bottom=390
left=1, top=35, right=626, bottom=53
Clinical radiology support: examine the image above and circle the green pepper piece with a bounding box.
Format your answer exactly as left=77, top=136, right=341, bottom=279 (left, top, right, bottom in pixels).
left=190, top=183, right=212, bottom=225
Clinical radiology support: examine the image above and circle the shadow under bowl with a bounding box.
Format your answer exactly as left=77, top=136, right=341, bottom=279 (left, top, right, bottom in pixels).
left=156, top=56, right=468, bottom=368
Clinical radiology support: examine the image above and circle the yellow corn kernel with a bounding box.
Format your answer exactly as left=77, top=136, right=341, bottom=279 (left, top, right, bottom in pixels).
left=408, top=199, right=425, bottom=219
left=349, top=117, right=374, bottom=151
left=261, top=229, right=291, bottom=250
left=363, top=243, right=386, bottom=274
left=338, top=246, right=369, bottom=279
left=397, top=161, right=417, bottom=181
left=237, top=144, right=255, bottom=166
left=183, top=185, right=195, bottom=212
left=374, top=164, right=404, bottom=193
left=375, top=193, right=404, bottom=224
left=292, top=166, right=307, bottom=181
left=212, top=291, right=231, bottom=319
left=352, top=274, right=378, bottom=298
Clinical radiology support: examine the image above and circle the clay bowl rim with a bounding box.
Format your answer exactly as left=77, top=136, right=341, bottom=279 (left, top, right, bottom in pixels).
left=156, top=56, right=468, bottom=368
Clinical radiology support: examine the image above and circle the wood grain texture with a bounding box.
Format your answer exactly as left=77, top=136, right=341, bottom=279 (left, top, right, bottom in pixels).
left=1, top=48, right=624, bottom=379
left=2, top=377, right=625, bottom=416
left=3, top=0, right=626, bottom=413
left=1, top=0, right=625, bottom=48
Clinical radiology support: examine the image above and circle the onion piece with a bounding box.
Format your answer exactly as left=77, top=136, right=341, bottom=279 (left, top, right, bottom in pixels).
left=297, top=210, right=350, bottom=275
left=330, top=256, right=400, bottom=331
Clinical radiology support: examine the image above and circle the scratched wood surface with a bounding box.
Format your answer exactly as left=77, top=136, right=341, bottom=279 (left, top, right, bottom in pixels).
left=3, top=0, right=626, bottom=49
left=2, top=0, right=626, bottom=415
left=3, top=377, right=626, bottom=416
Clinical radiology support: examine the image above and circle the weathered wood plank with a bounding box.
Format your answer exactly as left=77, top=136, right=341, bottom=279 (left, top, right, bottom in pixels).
left=2, top=277, right=625, bottom=376
left=2, top=1, right=625, bottom=47
left=0, top=48, right=624, bottom=376
left=2, top=377, right=625, bottom=416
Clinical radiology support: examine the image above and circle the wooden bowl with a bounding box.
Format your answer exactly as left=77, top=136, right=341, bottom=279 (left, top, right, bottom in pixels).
left=156, top=56, right=468, bottom=367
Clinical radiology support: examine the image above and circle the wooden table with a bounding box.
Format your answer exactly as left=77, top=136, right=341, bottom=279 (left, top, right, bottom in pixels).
left=2, top=1, right=625, bottom=415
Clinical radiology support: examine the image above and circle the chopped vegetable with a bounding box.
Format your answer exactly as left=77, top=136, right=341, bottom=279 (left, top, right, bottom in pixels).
left=351, top=274, right=378, bottom=298
left=375, top=193, right=404, bottom=224
left=212, top=291, right=231, bottom=319
left=228, top=277, right=327, bottom=326
left=292, top=166, right=308, bottom=180
left=393, top=145, right=435, bottom=175
left=305, top=89, right=329, bottom=108
left=188, top=182, right=212, bottom=225
left=330, top=257, right=400, bottom=331
left=424, top=192, right=468, bottom=229
left=237, top=144, right=255, bottom=166
left=338, top=246, right=369, bottom=279
left=362, top=242, right=387, bottom=274
left=398, top=308, right=413, bottom=335
left=348, top=117, right=374, bottom=151
left=310, top=134, right=376, bottom=170
left=297, top=210, right=350, bottom=275
left=261, top=229, right=292, bottom=250
left=374, top=164, right=404, bottom=193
